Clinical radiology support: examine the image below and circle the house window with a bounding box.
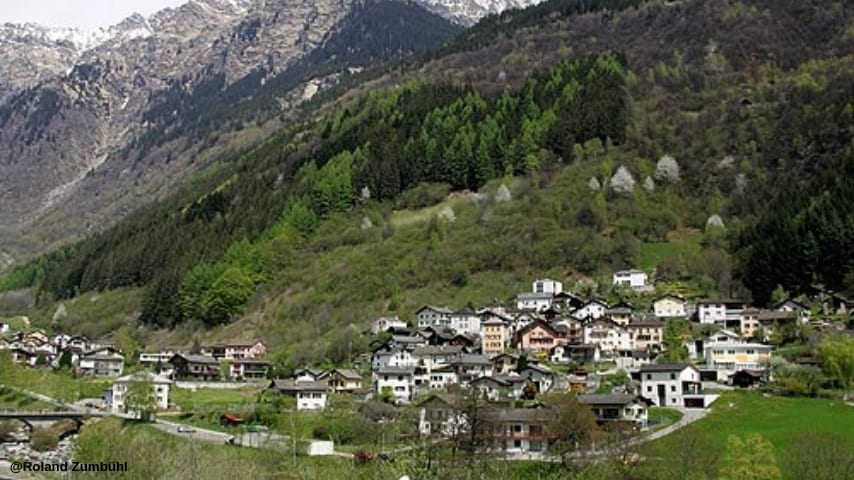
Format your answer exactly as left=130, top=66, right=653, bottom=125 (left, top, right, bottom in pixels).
left=646, top=374, right=651, bottom=380
left=671, top=385, right=676, bottom=392
left=513, top=440, right=522, bottom=448
left=646, top=386, right=652, bottom=392
left=670, top=373, right=676, bottom=380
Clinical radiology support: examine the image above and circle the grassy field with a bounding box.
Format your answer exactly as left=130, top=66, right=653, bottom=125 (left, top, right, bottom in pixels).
left=170, top=386, right=261, bottom=412
left=0, top=386, right=56, bottom=410
left=0, top=357, right=110, bottom=404
left=648, top=407, right=683, bottom=430
left=648, top=391, right=854, bottom=452
left=638, top=229, right=703, bottom=272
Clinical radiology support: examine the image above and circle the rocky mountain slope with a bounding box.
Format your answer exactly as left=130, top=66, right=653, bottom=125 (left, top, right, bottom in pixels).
left=0, top=0, right=464, bottom=263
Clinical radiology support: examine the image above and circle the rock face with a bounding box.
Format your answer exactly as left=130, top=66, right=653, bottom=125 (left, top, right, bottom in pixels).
left=0, top=0, right=472, bottom=260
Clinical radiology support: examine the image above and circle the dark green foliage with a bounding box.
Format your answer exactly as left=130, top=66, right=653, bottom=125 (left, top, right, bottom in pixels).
left=735, top=156, right=854, bottom=305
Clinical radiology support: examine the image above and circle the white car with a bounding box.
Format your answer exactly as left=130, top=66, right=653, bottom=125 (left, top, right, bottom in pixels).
left=177, top=425, right=196, bottom=433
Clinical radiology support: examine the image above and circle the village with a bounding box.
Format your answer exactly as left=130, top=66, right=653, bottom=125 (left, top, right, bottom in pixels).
left=2, top=270, right=852, bottom=460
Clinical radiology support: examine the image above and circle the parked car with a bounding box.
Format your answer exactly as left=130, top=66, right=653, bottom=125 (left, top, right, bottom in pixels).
left=177, top=425, right=196, bottom=433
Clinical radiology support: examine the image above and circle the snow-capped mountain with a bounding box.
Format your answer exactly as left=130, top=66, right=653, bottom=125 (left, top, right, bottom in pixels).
left=414, top=0, right=545, bottom=25
left=0, top=0, right=467, bottom=260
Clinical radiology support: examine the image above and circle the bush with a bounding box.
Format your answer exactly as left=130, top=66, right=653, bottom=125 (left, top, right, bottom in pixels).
left=395, top=183, right=451, bottom=210
left=30, top=427, right=59, bottom=452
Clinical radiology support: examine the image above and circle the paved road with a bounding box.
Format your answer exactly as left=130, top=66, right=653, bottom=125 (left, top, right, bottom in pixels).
left=153, top=419, right=292, bottom=450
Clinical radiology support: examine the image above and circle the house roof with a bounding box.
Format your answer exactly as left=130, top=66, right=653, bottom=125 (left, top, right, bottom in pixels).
left=268, top=379, right=327, bottom=392
left=171, top=353, right=219, bottom=364
left=654, top=294, right=686, bottom=303
left=697, top=299, right=747, bottom=306
left=232, top=359, right=271, bottom=366
left=454, top=307, right=477, bottom=315
left=83, top=354, right=124, bottom=362
left=627, top=319, right=664, bottom=327
left=294, top=368, right=324, bottom=377
left=516, top=319, right=560, bottom=338
left=452, top=354, right=492, bottom=366
left=639, top=363, right=693, bottom=372
left=470, top=376, right=513, bottom=387
left=321, top=368, right=362, bottom=380
left=412, top=345, right=464, bottom=356
left=481, top=317, right=507, bottom=326
left=391, top=335, right=425, bottom=344
left=578, top=394, right=646, bottom=406
left=517, top=292, right=553, bottom=300
left=374, top=366, right=415, bottom=375
left=416, top=305, right=454, bottom=315
left=490, top=408, right=554, bottom=423
left=757, top=310, right=798, bottom=321
left=614, top=269, right=646, bottom=275
left=115, top=371, right=172, bottom=385
left=606, top=307, right=633, bottom=315
left=416, top=392, right=461, bottom=408
left=520, top=364, right=553, bottom=375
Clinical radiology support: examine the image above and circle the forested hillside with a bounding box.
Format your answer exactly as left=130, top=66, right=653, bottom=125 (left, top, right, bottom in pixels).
left=1, top=0, right=851, bottom=359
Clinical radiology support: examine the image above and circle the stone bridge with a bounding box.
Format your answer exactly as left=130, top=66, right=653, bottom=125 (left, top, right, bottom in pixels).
left=0, top=410, right=106, bottom=429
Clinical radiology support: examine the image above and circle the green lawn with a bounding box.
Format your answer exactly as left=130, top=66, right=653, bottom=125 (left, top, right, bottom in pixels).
left=0, top=387, right=56, bottom=410
left=0, top=358, right=110, bottom=403
left=649, top=391, right=854, bottom=452
left=647, top=407, right=683, bottom=430
left=170, top=386, right=261, bottom=412
left=638, top=229, right=703, bottom=271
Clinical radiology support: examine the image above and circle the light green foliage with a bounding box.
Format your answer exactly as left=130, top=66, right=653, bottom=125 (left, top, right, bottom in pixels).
left=124, top=378, right=157, bottom=420
left=719, top=434, right=782, bottom=480
left=660, top=319, right=690, bottom=362
left=816, top=337, right=854, bottom=389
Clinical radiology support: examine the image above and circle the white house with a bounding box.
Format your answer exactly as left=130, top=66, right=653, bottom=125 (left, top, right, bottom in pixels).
left=653, top=295, right=687, bottom=318
left=269, top=379, right=328, bottom=411
left=516, top=293, right=553, bottom=311
left=77, top=348, right=125, bottom=378
left=583, top=320, right=633, bottom=356
left=696, top=300, right=747, bottom=325
left=575, top=300, right=609, bottom=320
left=109, top=371, right=172, bottom=415
left=777, top=300, right=811, bottom=324
left=371, top=346, right=415, bottom=370
left=371, top=316, right=408, bottom=335
left=416, top=306, right=453, bottom=329
left=374, top=367, right=416, bottom=404
left=612, top=270, right=648, bottom=290
left=704, top=343, right=772, bottom=380
left=532, top=279, right=563, bottom=295
left=139, top=351, right=177, bottom=366
left=639, top=363, right=705, bottom=408
left=492, top=408, right=554, bottom=454
left=578, top=394, right=649, bottom=428
left=449, top=308, right=481, bottom=335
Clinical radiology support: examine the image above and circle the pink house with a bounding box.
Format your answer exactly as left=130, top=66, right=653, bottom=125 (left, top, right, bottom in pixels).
left=515, top=319, right=563, bottom=353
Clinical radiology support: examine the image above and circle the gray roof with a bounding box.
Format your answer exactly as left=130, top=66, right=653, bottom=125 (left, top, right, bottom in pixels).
left=374, top=366, right=415, bottom=375
left=412, top=345, right=463, bottom=356
left=391, top=335, right=425, bottom=344
left=578, top=394, right=644, bottom=406
left=269, top=380, right=327, bottom=392
left=452, top=354, right=492, bottom=366
left=417, top=305, right=454, bottom=315
left=639, top=363, right=692, bottom=372
left=490, top=408, right=554, bottom=423
left=173, top=353, right=219, bottom=364
left=318, top=368, right=361, bottom=380
left=517, top=292, right=553, bottom=300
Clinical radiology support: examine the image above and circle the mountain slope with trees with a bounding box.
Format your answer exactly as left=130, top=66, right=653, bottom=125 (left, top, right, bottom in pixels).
left=0, top=0, right=851, bottom=361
